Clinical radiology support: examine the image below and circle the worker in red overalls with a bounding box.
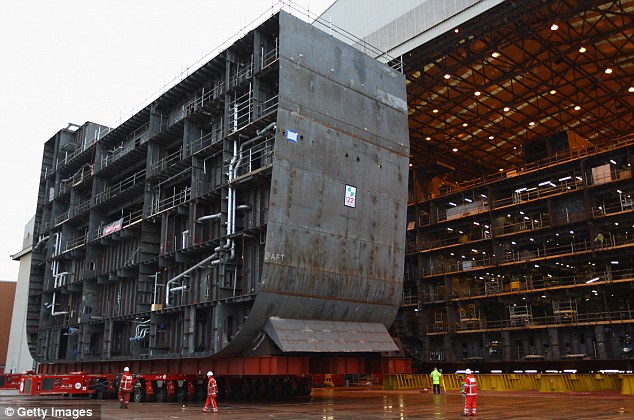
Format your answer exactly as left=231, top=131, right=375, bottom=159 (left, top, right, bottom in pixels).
left=202, top=371, right=218, bottom=413
left=118, top=366, right=134, bottom=409
left=461, top=368, right=477, bottom=417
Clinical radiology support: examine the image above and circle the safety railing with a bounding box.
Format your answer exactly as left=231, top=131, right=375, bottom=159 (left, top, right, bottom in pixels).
left=411, top=133, right=634, bottom=204
left=59, top=231, right=88, bottom=255
left=148, top=186, right=191, bottom=218
left=54, top=197, right=91, bottom=227
left=449, top=268, right=634, bottom=300
left=417, top=229, right=491, bottom=251
left=191, top=126, right=224, bottom=155
left=94, top=208, right=144, bottom=240
left=58, top=164, right=93, bottom=197
left=229, top=61, right=254, bottom=88
left=185, top=82, right=226, bottom=117
left=94, top=169, right=146, bottom=205
left=98, top=124, right=149, bottom=171
left=401, top=289, right=418, bottom=306
left=420, top=233, right=633, bottom=277
left=261, top=42, right=279, bottom=69
left=494, top=213, right=550, bottom=236
left=231, top=136, right=275, bottom=179
left=227, top=93, right=279, bottom=134
left=466, top=309, right=633, bottom=331
left=151, top=147, right=183, bottom=175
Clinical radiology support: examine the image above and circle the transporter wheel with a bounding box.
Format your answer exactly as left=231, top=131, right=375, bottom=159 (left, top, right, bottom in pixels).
left=154, top=387, right=166, bottom=403
left=133, top=387, right=146, bottom=403
left=175, top=386, right=187, bottom=403
left=94, top=389, right=105, bottom=400
left=193, top=386, right=205, bottom=402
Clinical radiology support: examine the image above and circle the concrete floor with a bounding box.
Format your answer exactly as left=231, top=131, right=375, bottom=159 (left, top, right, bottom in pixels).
left=1, top=388, right=633, bottom=419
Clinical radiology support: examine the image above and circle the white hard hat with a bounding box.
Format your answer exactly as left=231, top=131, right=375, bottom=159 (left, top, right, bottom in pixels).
left=124, top=367, right=130, bottom=372
left=465, top=368, right=472, bottom=374
left=207, top=371, right=213, bottom=377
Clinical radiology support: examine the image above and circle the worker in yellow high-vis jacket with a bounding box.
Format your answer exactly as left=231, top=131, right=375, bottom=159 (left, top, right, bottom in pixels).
left=430, top=367, right=442, bottom=394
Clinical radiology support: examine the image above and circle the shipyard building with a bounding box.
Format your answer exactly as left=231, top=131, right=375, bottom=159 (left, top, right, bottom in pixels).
left=319, top=0, right=634, bottom=370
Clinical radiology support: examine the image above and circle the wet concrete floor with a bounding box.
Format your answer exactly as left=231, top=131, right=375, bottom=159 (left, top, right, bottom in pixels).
left=1, top=388, right=633, bottom=419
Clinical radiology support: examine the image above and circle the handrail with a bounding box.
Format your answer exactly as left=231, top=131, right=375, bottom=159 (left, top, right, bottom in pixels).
left=420, top=233, right=634, bottom=278
left=94, top=169, right=146, bottom=205
left=413, top=133, right=634, bottom=204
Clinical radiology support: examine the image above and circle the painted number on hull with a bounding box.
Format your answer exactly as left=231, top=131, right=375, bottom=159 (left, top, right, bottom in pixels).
left=265, top=252, right=285, bottom=262
left=344, top=185, right=357, bottom=208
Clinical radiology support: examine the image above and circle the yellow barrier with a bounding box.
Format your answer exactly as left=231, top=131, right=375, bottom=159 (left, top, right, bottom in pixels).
left=477, top=374, right=540, bottom=391
left=383, top=374, right=462, bottom=391
left=537, top=374, right=621, bottom=392
left=383, top=373, right=625, bottom=392
left=621, top=375, right=634, bottom=395
left=383, top=374, right=430, bottom=390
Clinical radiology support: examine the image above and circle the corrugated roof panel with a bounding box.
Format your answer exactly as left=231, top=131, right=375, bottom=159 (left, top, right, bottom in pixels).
left=264, top=317, right=398, bottom=352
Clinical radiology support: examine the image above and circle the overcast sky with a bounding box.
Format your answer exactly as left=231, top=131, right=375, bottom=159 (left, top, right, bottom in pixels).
left=0, top=0, right=334, bottom=281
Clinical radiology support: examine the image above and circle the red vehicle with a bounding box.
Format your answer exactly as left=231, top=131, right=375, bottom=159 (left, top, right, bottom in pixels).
left=0, top=372, right=34, bottom=390
left=19, top=372, right=117, bottom=399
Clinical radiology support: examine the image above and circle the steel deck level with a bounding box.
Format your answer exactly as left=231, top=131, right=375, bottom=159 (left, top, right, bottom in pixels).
left=2, top=388, right=633, bottom=419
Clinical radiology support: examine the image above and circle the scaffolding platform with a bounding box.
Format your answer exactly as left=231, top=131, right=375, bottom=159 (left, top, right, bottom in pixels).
left=509, top=304, right=533, bottom=327
left=553, top=299, right=578, bottom=323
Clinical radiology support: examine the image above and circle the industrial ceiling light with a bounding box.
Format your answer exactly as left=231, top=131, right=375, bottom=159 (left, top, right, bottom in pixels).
left=488, top=135, right=494, bottom=140
left=452, top=147, right=458, bottom=152
left=474, top=91, right=481, bottom=96
left=574, top=105, right=581, bottom=111
left=529, top=121, right=535, bottom=126
left=550, top=23, right=559, bottom=31
left=604, top=68, right=613, bottom=74
left=425, top=136, right=431, bottom=141
left=549, top=89, right=557, bottom=94
left=492, top=52, right=500, bottom=58
left=503, top=106, right=510, bottom=112
left=433, top=108, right=439, bottom=113
left=462, top=122, right=468, bottom=127
left=578, top=46, right=587, bottom=53
left=628, top=87, right=634, bottom=93
left=444, top=74, right=451, bottom=79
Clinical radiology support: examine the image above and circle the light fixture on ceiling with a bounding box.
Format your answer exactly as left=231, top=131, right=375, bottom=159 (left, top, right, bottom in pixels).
left=433, top=108, right=439, bottom=113
left=578, top=46, right=587, bottom=53
left=425, top=136, right=431, bottom=141
left=409, top=163, right=413, bottom=167
left=444, top=73, right=451, bottom=79
left=492, top=52, right=500, bottom=58
left=475, top=91, right=481, bottom=96
left=503, top=106, right=510, bottom=112
left=452, top=147, right=458, bottom=152
left=454, top=28, right=460, bottom=33
left=488, top=135, right=494, bottom=140
left=605, top=68, right=613, bottom=74
left=628, top=87, right=634, bottom=93
left=549, top=89, right=557, bottom=95
left=574, top=105, right=581, bottom=111
left=529, top=121, right=536, bottom=126
left=462, top=123, right=468, bottom=127
left=550, top=23, right=559, bottom=31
